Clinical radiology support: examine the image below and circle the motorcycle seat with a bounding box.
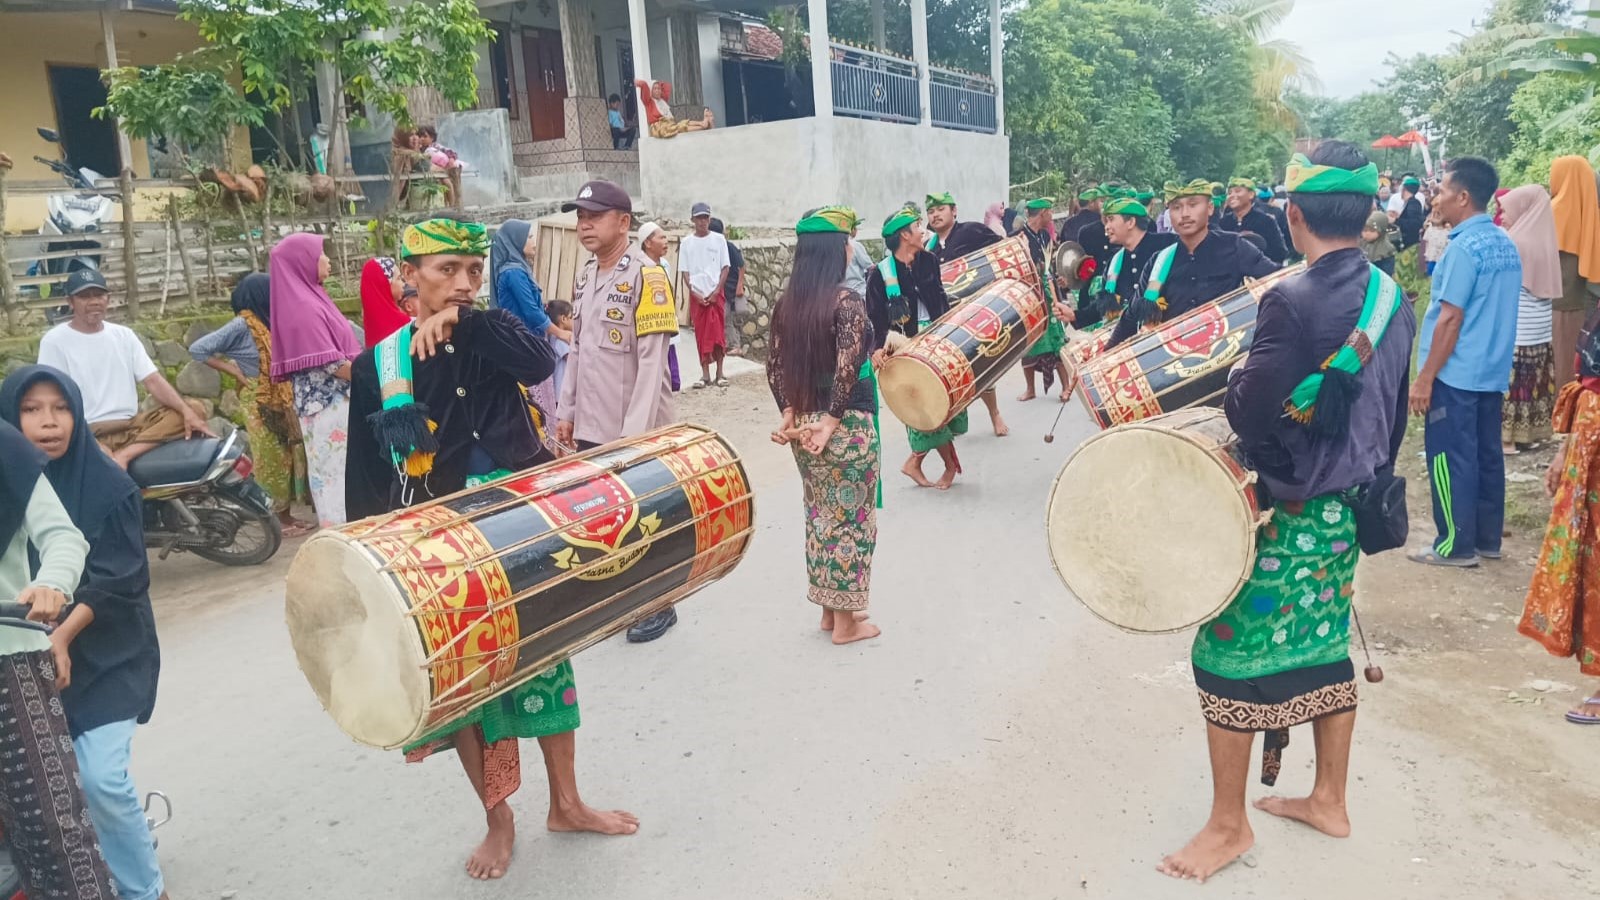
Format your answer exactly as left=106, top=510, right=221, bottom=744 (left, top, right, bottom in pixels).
left=127, top=437, right=222, bottom=488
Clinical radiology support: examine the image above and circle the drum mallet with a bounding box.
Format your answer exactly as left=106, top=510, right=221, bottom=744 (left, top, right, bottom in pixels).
left=1043, top=401, right=1069, bottom=443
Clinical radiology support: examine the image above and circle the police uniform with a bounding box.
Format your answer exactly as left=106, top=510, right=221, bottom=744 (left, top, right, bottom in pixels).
left=556, top=246, right=678, bottom=447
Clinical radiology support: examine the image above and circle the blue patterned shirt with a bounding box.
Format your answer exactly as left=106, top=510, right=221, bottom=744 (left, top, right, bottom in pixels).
left=1420, top=213, right=1522, bottom=393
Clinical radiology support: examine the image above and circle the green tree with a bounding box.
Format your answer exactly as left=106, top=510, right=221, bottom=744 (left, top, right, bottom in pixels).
left=161, top=0, right=494, bottom=174
left=1205, top=0, right=1320, bottom=129
left=98, top=48, right=264, bottom=169
left=1501, top=71, right=1600, bottom=184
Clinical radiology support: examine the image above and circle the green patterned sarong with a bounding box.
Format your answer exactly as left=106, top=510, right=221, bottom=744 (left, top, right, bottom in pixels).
left=1192, top=494, right=1358, bottom=681
left=908, top=410, right=969, bottom=454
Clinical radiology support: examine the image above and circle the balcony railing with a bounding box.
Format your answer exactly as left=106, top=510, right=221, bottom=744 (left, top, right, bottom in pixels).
left=930, top=66, right=997, bottom=134
left=830, top=43, right=920, bottom=125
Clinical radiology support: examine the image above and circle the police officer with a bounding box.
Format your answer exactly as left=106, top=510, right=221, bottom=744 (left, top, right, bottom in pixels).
left=554, top=180, right=681, bottom=642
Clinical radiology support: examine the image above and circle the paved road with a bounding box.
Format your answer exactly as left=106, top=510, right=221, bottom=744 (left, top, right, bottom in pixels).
left=134, top=372, right=1592, bottom=900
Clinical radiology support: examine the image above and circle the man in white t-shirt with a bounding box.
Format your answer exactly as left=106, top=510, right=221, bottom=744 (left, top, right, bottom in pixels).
left=677, top=202, right=731, bottom=388
left=37, top=269, right=213, bottom=468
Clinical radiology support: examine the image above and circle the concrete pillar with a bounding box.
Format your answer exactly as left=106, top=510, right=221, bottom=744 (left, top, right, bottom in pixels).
left=807, top=0, right=833, bottom=118
left=558, top=0, right=600, bottom=97
left=627, top=0, right=653, bottom=85
left=870, top=0, right=886, bottom=51
left=909, top=0, right=931, bottom=127
left=989, top=0, right=1003, bottom=133
left=99, top=8, right=134, bottom=170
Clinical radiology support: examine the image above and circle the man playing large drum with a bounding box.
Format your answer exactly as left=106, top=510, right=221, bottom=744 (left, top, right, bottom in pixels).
left=1158, top=143, right=1415, bottom=883
left=1106, top=179, right=1278, bottom=349
left=1076, top=196, right=1177, bottom=332
left=925, top=190, right=1010, bottom=437
left=345, top=217, right=638, bottom=882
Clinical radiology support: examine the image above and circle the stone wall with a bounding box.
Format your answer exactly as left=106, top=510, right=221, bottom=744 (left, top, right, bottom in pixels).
left=730, top=237, right=883, bottom=360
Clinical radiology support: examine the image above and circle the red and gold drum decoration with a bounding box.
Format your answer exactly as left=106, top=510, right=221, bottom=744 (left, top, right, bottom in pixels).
left=1072, top=264, right=1305, bottom=429
left=880, top=278, right=1049, bottom=432
left=1047, top=408, right=1270, bottom=634
left=284, top=424, right=753, bottom=749
left=940, top=234, right=1041, bottom=306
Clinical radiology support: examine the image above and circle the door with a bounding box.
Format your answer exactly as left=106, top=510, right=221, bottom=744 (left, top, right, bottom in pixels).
left=618, top=45, right=637, bottom=128
left=522, top=28, right=568, bottom=142
left=47, top=64, right=120, bottom=176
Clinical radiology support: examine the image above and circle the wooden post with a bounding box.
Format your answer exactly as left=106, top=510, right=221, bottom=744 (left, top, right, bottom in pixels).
left=119, top=167, right=140, bottom=320
left=170, top=197, right=198, bottom=306
left=202, top=223, right=218, bottom=295
left=0, top=154, right=15, bottom=335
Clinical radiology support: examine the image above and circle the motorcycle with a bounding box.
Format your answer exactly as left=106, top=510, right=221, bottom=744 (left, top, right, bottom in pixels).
left=130, top=428, right=283, bottom=567
left=26, top=126, right=114, bottom=301
left=0, top=603, right=173, bottom=899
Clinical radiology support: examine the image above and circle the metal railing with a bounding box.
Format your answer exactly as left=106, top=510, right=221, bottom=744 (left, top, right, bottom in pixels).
left=930, top=66, right=997, bottom=134
left=830, top=43, right=920, bottom=125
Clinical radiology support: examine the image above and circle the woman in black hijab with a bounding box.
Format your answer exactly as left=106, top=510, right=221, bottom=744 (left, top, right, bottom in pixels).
left=0, top=365, right=166, bottom=900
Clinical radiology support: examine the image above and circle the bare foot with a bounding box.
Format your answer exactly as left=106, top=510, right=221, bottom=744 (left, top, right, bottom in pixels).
left=832, top=616, right=881, bottom=645
left=1017, top=391, right=1036, bottom=402
left=901, top=456, right=934, bottom=487
left=821, top=609, right=870, bottom=630
left=935, top=466, right=957, bottom=491
left=466, top=803, right=515, bottom=880
left=991, top=415, right=1009, bottom=437
left=1156, top=819, right=1253, bottom=883
left=547, top=802, right=639, bottom=835
left=1253, top=795, right=1350, bottom=838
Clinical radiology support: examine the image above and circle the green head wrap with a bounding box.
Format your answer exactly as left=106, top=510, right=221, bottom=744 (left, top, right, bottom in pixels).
left=1025, top=197, right=1055, bottom=211
left=925, top=191, right=955, bottom=210
left=1102, top=197, right=1148, bottom=218
left=1227, top=177, right=1256, bottom=190
left=881, top=206, right=921, bottom=239
left=1285, top=153, right=1380, bottom=196
left=1402, top=176, right=1421, bottom=189
left=796, top=205, right=860, bottom=234
left=401, top=218, right=490, bottom=258
left=1135, top=190, right=1155, bottom=203
left=1163, top=179, right=1215, bottom=202
left=1078, top=187, right=1104, bottom=202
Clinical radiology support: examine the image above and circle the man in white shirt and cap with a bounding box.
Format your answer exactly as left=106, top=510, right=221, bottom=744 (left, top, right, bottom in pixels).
left=678, top=201, right=731, bottom=388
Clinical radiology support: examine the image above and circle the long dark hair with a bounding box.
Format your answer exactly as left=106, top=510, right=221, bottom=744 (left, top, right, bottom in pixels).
left=772, top=231, right=849, bottom=413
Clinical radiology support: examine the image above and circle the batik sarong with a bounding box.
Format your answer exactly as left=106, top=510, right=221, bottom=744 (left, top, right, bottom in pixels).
left=1519, top=384, right=1600, bottom=675
left=793, top=409, right=878, bottom=611
left=1191, top=494, right=1360, bottom=785
left=0, top=650, right=118, bottom=899
left=1504, top=342, right=1555, bottom=445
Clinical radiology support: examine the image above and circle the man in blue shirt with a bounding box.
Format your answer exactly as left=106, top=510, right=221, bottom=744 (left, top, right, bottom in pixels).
left=1409, top=157, right=1521, bottom=567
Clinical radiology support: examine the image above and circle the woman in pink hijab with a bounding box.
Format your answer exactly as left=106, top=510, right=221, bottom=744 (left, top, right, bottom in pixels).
left=269, top=232, right=361, bottom=526
left=1500, top=184, right=1565, bottom=453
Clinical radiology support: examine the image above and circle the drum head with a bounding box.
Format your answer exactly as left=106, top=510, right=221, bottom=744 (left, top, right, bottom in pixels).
left=285, top=532, right=430, bottom=748
left=879, top=357, right=952, bottom=433
left=1047, top=425, right=1255, bottom=633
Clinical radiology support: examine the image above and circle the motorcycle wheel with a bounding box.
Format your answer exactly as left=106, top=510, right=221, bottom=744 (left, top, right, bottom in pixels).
left=187, top=494, right=283, bottom=567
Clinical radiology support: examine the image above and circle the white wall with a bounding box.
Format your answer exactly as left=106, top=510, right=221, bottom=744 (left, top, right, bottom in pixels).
left=696, top=14, right=726, bottom=126
left=641, top=117, right=1009, bottom=227
left=646, top=15, right=671, bottom=85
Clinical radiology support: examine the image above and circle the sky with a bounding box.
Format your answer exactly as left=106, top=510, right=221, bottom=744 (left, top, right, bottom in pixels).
left=1276, top=0, right=1501, bottom=98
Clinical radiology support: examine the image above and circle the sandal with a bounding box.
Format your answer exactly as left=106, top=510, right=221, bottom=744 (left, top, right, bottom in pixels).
left=715, top=377, right=730, bottom=387
left=691, top=380, right=708, bottom=390
left=1566, top=696, right=1600, bottom=725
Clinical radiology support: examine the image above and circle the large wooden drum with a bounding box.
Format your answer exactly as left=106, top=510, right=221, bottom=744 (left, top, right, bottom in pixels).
left=1047, top=409, right=1270, bottom=633
left=1072, top=264, right=1305, bottom=429
left=940, top=234, right=1041, bottom=306
left=285, top=424, right=753, bottom=749
left=879, top=278, right=1048, bottom=432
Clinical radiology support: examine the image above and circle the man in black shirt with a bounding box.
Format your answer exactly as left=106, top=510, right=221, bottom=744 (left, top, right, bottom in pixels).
left=1076, top=197, right=1178, bottom=331
left=1058, top=187, right=1105, bottom=257
left=346, top=217, right=638, bottom=882
left=1257, top=185, right=1297, bottom=261
left=1393, top=176, right=1425, bottom=250
left=924, top=190, right=1010, bottom=437
left=1216, top=177, right=1288, bottom=264
left=869, top=206, right=964, bottom=488
left=1108, top=179, right=1279, bottom=349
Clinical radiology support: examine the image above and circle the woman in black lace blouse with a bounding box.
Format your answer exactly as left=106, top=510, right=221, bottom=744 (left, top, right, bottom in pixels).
left=767, top=206, right=881, bottom=644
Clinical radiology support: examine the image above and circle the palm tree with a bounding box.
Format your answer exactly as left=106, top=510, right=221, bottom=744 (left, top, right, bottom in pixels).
left=1208, top=0, right=1323, bottom=129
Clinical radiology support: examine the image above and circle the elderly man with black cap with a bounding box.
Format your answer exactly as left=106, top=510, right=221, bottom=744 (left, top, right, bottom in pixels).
left=554, top=180, right=682, bottom=644
left=36, top=268, right=214, bottom=468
